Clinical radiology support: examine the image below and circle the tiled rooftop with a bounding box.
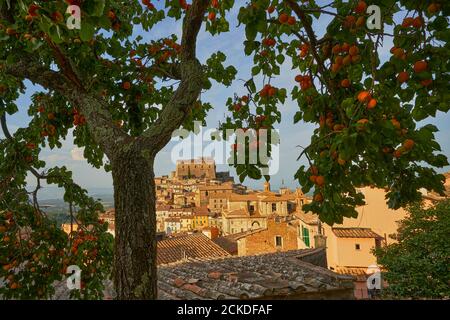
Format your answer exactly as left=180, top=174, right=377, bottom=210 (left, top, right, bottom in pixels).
left=157, top=233, right=230, bottom=265
left=157, top=249, right=355, bottom=300
left=332, top=227, right=383, bottom=239
left=50, top=248, right=355, bottom=300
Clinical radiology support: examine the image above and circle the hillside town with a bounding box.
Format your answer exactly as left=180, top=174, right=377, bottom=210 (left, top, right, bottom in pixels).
left=61, top=158, right=450, bottom=299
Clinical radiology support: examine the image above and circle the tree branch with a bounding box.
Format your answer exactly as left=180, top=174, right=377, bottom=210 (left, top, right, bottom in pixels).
left=4, top=53, right=130, bottom=159
left=180, top=0, right=210, bottom=61
left=140, top=0, right=209, bottom=154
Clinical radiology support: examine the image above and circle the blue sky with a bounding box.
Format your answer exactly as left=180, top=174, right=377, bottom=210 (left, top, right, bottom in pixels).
left=1, top=2, right=449, bottom=195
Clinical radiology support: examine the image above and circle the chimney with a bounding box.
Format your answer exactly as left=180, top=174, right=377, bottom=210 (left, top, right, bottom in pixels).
left=264, top=181, right=271, bottom=192
left=314, top=234, right=327, bottom=249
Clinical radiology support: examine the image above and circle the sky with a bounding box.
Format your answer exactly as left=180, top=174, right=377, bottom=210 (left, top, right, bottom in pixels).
left=1, top=1, right=449, bottom=197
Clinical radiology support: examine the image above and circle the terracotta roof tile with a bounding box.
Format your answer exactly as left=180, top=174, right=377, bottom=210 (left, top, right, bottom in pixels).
left=332, top=227, right=383, bottom=239
left=157, top=248, right=355, bottom=300
left=50, top=248, right=355, bottom=300
left=157, top=233, right=230, bottom=265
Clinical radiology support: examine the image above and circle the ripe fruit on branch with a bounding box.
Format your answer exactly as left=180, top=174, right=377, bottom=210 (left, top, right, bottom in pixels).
left=279, top=13, right=289, bottom=24
left=299, top=43, right=309, bottom=58
left=342, top=55, right=352, bottom=66
left=393, top=148, right=404, bottom=158
left=412, top=17, right=423, bottom=28
left=367, top=98, right=377, bottom=109
left=355, top=16, right=365, bottom=28
left=403, top=139, right=415, bottom=150
left=355, top=1, right=367, bottom=14
left=391, top=118, right=401, bottom=130
left=310, top=166, right=319, bottom=176
left=314, top=193, right=324, bottom=202
left=341, top=43, right=350, bottom=52
left=357, top=91, right=371, bottom=103
left=267, top=6, right=275, bottom=14
left=332, top=44, right=341, bottom=54
left=337, top=157, right=346, bottom=166
left=428, top=3, right=441, bottom=15
left=413, top=60, right=427, bottom=73
left=51, top=12, right=64, bottom=23
left=340, top=79, right=350, bottom=88
left=348, top=45, right=359, bottom=56
left=26, top=142, right=36, bottom=150
left=262, top=38, right=276, bottom=47
left=343, top=15, right=356, bottom=28
left=335, top=56, right=343, bottom=65
left=287, top=16, right=296, bottom=25
left=331, top=63, right=341, bottom=73
left=393, top=48, right=405, bottom=59
left=211, top=0, right=219, bottom=9
left=315, top=175, right=325, bottom=187
left=208, top=11, right=216, bottom=21
left=107, top=10, right=116, bottom=20
left=397, top=71, right=409, bottom=83
left=402, top=17, right=414, bottom=28
left=6, top=28, right=16, bottom=35
left=122, top=81, right=131, bottom=90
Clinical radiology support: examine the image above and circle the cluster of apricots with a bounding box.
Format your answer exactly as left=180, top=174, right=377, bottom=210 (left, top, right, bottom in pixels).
left=23, top=141, right=37, bottom=163
left=208, top=0, right=220, bottom=21
left=308, top=166, right=325, bottom=202
left=25, top=4, right=40, bottom=21
left=394, top=54, right=431, bottom=87
left=357, top=90, right=377, bottom=109
left=73, top=108, right=86, bottom=126
left=319, top=111, right=337, bottom=130
left=390, top=46, right=407, bottom=60
left=259, top=84, right=277, bottom=98
left=299, top=43, right=309, bottom=58
left=147, top=38, right=181, bottom=64
left=330, top=43, right=361, bottom=73
left=25, top=3, right=64, bottom=24
left=36, top=105, right=57, bottom=137
left=262, top=37, right=276, bottom=47
left=393, top=139, right=415, bottom=158
left=401, top=16, right=424, bottom=29
left=232, top=95, right=249, bottom=112
left=278, top=13, right=296, bottom=26
left=342, top=1, right=368, bottom=30
left=295, top=74, right=313, bottom=91
left=107, top=10, right=121, bottom=32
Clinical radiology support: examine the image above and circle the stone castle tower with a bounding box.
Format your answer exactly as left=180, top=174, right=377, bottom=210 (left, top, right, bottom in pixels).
left=175, top=158, right=216, bottom=180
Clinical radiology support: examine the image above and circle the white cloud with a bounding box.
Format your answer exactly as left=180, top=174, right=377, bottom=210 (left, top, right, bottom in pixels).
left=71, top=147, right=85, bottom=161
left=42, top=154, right=69, bottom=162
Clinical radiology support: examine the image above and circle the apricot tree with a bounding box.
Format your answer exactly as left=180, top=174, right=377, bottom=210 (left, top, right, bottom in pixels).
left=0, top=0, right=449, bottom=300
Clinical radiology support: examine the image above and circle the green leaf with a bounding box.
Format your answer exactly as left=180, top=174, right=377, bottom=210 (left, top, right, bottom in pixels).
left=80, top=22, right=95, bottom=42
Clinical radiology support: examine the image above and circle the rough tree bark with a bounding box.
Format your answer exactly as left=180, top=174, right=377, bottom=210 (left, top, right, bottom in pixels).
left=112, top=147, right=157, bottom=299
left=3, top=0, right=210, bottom=300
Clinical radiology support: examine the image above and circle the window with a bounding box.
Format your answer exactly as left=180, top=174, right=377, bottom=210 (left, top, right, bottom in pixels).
left=302, top=227, right=310, bottom=247
left=271, top=203, right=277, bottom=212
left=275, top=236, right=283, bottom=248
left=249, top=205, right=255, bottom=212
left=375, top=239, right=382, bottom=249
left=355, top=244, right=361, bottom=250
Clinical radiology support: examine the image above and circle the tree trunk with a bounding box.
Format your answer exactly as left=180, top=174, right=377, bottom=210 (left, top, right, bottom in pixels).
left=112, top=148, right=157, bottom=299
